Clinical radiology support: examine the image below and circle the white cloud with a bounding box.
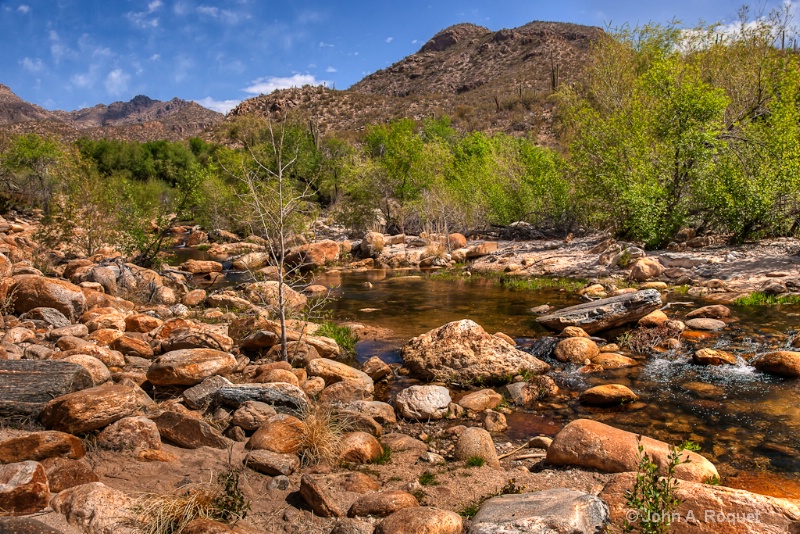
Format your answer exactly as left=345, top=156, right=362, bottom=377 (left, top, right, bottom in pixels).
left=243, top=74, right=328, bottom=95
left=297, top=10, right=323, bottom=24
left=197, top=5, right=219, bottom=17
left=319, top=41, right=335, bottom=48
left=17, top=4, right=29, bottom=13
left=197, top=5, right=248, bottom=24
left=173, top=56, right=194, bottom=82
left=173, top=1, right=190, bottom=15
left=71, top=72, right=94, bottom=88
left=386, top=37, right=394, bottom=43
left=194, top=97, right=241, bottom=114
left=105, top=69, right=130, bottom=96
left=49, top=30, right=76, bottom=63
left=20, top=57, right=43, bottom=72
left=127, top=0, right=162, bottom=28
left=325, top=66, right=337, bottom=73
left=150, top=53, right=161, bottom=61
left=147, top=0, right=162, bottom=11
left=411, top=39, right=418, bottom=44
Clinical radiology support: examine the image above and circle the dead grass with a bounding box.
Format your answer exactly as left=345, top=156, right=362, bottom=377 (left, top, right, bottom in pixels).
left=296, top=404, right=354, bottom=467
left=618, top=323, right=684, bottom=354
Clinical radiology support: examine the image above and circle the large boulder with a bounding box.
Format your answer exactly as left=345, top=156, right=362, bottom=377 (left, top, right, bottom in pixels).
left=579, top=384, right=638, bottom=406
left=360, top=232, right=385, bottom=259
left=0, top=360, right=93, bottom=417
left=536, top=290, right=663, bottom=334
left=39, top=385, right=140, bottom=434
left=146, top=349, right=237, bottom=386
left=629, top=257, right=664, bottom=281
left=554, top=337, right=599, bottom=364
left=50, top=482, right=136, bottom=534
left=401, top=320, right=549, bottom=383
left=152, top=411, right=230, bottom=450
left=215, top=383, right=310, bottom=413
left=300, top=472, right=381, bottom=518
left=395, top=385, right=451, bottom=420
left=10, top=275, right=86, bottom=321
left=246, top=414, right=304, bottom=454
left=752, top=351, right=800, bottom=378
left=470, top=488, right=609, bottom=534
left=546, top=419, right=717, bottom=483
left=244, top=281, right=308, bottom=312
left=307, top=358, right=374, bottom=393
left=0, top=431, right=85, bottom=463
left=600, top=472, right=800, bottom=533
left=375, top=507, right=463, bottom=534
left=285, top=240, right=340, bottom=270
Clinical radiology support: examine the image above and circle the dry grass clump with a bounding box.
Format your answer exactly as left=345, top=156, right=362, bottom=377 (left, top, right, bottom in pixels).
left=618, top=323, right=684, bottom=354
left=296, top=404, right=354, bottom=467
left=132, top=468, right=249, bottom=534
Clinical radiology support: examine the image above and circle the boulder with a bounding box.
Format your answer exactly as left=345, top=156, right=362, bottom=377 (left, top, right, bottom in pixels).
left=160, top=325, right=234, bottom=353
left=752, top=351, right=800, bottom=378
left=124, top=313, right=163, bottom=333
left=401, top=320, right=549, bottom=383
left=685, top=318, right=727, bottom=331
left=591, top=353, right=638, bottom=369
left=375, top=507, right=463, bottom=534
left=20, top=307, right=71, bottom=328
left=638, top=309, right=669, bottom=327
left=246, top=414, right=304, bottom=454
left=600, top=471, right=800, bottom=533
left=231, top=251, right=271, bottom=270
left=453, top=427, right=499, bottom=468
left=470, top=489, right=609, bottom=534
left=50, top=482, right=136, bottom=534
left=536, top=290, right=662, bottom=334
left=110, top=335, right=154, bottom=359
left=182, top=376, right=233, bottom=410
left=152, top=411, right=230, bottom=450
left=180, top=260, right=223, bottom=274
left=546, top=419, right=718, bottom=482
left=39, top=385, right=139, bottom=434
left=629, top=258, right=664, bottom=281
left=215, top=383, right=310, bottom=413
left=0, top=360, right=94, bottom=417
left=483, top=410, right=508, bottom=433
left=349, top=490, right=419, bottom=518
left=395, top=385, right=451, bottom=420
left=686, top=305, right=731, bottom=319
left=285, top=240, right=340, bottom=270
left=40, top=457, right=99, bottom=492
left=245, top=450, right=299, bottom=476
left=0, top=461, right=50, bottom=515
left=231, top=401, right=277, bottom=431
left=146, top=349, right=237, bottom=386
left=579, top=384, right=638, bottom=406
left=504, top=376, right=559, bottom=406
left=554, top=337, right=599, bottom=364
left=466, top=242, right=498, bottom=258
left=97, top=416, right=161, bottom=452
left=360, top=232, right=385, bottom=258
left=307, top=358, right=374, bottom=393
left=347, top=400, right=397, bottom=425
left=11, top=275, right=85, bottom=321
left=339, top=432, right=382, bottom=464
left=62, top=355, right=110, bottom=386
left=361, top=356, right=392, bottom=381
left=300, top=472, right=381, bottom=518
left=0, top=431, right=85, bottom=463
left=243, top=281, right=307, bottom=311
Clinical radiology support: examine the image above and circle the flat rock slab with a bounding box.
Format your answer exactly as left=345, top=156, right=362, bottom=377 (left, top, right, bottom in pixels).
left=0, top=360, right=94, bottom=417
left=152, top=411, right=230, bottom=450
left=536, top=290, right=663, bottom=334
left=214, top=383, right=310, bottom=413
left=470, top=488, right=609, bottom=534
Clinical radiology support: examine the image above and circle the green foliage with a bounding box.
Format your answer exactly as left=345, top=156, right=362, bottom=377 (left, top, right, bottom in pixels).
left=465, top=456, right=485, bottom=467
left=733, top=292, right=800, bottom=306
left=623, top=436, right=693, bottom=534
left=499, top=276, right=587, bottom=293
left=418, top=471, right=439, bottom=486
left=371, top=444, right=392, bottom=465
left=316, top=321, right=359, bottom=356
left=212, top=467, right=250, bottom=524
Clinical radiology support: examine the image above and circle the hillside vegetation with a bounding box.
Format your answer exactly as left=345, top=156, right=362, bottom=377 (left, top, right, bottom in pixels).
left=1, top=14, right=799, bottom=263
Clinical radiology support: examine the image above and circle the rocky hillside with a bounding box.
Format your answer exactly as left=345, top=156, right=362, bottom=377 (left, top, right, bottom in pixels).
left=0, top=87, right=222, bottom=142
left=227, top=21, right=603, bottom=142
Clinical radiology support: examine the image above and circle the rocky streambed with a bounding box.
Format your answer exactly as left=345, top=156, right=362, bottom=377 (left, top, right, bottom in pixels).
left=0, top=218, right=799, bottom=533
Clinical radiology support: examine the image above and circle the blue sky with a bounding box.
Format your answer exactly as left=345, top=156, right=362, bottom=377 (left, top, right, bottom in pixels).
left=0, top=0, right=792, bottom=113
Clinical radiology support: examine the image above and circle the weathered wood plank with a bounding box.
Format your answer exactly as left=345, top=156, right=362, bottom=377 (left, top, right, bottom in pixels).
left=0, top=360, right=93, bottom=417
left=535, top=289, right=663, bottom=334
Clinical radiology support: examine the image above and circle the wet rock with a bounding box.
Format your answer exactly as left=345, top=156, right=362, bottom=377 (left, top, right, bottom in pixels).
left=246, top=414, right=303, bottom=454
left=245, top=450, right=299, bottom=476
left=693, top=348, right=737, bottom=366
left=752, top=351, right=800, bottom=378
left=0, top=431, right=85, bottom=463
left=395, top=385, right=451, bottom=420
left=686, top=305, right=731, bottom=319
left=11, top=275, right=85, bottom=321
left=458, top=389, right=503, bottom=412
left=591, top=353, right=638, bottom=369
left=146, top=349, right=236, bottom=386
left=375, top=507, right=463, bottom=534
left=402, top=320, right=549, bottom=383
left=546, top=419, right=718, bottom=482
left=470, top=488, right=609, bottom=534
left=579, top=384, right=638, bottom=406
left=180, top=260, right=223, bottom=274
left=537, top=290, right=662, bottom=334
left=340, top=431, right=383, bottom=464
left=638, top=309, right=669, bottom=327
left=97, top=416, right=161, bottom=452
left=39, top=385, right=139, bottom=434
left=453, top=427, right=499, bottom=467
left=685, top=318, right=727, bottom=331
left=231, top=401, right=277, bottom=431
left=554, top=337, right=599, bottom=364
left=0, top=461, right=50, bottom=515
left=40, top=457, right=99, bottom=493
left=362, top=356, right=392, bottom=381
left=348, top=490, right=419, bottom=518
left=152, top=411, right=230, bottom=450
left=600, top=471, right=800, bottom=534
left=50, top=482, right=136, bottom=534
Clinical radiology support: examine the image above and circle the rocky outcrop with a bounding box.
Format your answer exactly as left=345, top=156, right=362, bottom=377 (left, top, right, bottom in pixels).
left=536, top=290, right=663, bottom=334
left=546, top=419, right=718, bottom=483
left=401, top=320, right=549, bottom=383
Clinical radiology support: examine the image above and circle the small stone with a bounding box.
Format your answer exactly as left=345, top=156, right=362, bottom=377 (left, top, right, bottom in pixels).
left=579, top=384, right=638, bottom=406
left=483, top=410, right=508, bottom=433
left=453, top=427, right=499, bottom=468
